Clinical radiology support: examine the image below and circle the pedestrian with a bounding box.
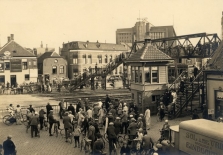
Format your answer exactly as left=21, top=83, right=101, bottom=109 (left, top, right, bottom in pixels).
left=48, top=110, right=61, bottom=136
left=63, top=112, right=72, bottom=142
left=58, top=99, right=64, bottom=119
left=39, top=109, right=46, bottom=130
left=107, top=122, right=117, bottom=155
left=27, top=105, right=35, bottom=114
left=193, top=65, right=199, bottom=78
left=104, top=94, right=111, bottom=111
left=73, top=123, right=81, bottom=148
left=123, top=103, right=128, bottom=115
left=67, top=103, right=75, bottom=116
left=46, top=102, right=53, bottom=122
left=144, top=107, right=151, bottom=130
left=30, top=112, right=39, bottom=138
left=120, top=110, right=128, bottom=134
left=114, top=117, right=122, bottom=135
left=88, top=122, right=96, bottom=151
left=3, top=135, right=16, bottom=155
left=93, top=133, right=104, bottom=155
left=159, top=102, right=165, bottom=121
left=76, top=99, right=82, bottom=113
left=128, top=118, right=137, bottom=141
left=98, top=106, right=106, bottom=128
left=142, top=131, right=154, bottom=152
left=15, top=105, right=22, bottom=125
left=87, top=107, right=93, bottom=121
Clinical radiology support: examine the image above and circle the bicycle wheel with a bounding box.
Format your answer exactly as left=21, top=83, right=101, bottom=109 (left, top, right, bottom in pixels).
left=117, top=136, right=124, bottom=147
left=103, top=133, right=108, bottom=142
left=3, top=115, right=13, bottom=126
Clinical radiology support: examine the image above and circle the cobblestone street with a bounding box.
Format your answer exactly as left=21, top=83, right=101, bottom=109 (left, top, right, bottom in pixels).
left=0, top=94, right=193, bottom=155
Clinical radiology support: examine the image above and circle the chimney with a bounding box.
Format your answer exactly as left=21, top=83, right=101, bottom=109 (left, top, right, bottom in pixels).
left=10, top=34, right=14, bottom=40
left=7, top=36, right=11, bottom=42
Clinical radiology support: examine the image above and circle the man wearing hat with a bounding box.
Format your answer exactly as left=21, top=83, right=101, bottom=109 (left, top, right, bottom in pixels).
left=3, top=135, right=16, bottom=155
left=30, top=111, right=39, bottom=138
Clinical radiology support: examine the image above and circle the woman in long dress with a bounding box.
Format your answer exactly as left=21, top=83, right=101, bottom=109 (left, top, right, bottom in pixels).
left=144, top=107, right=151, bottom=130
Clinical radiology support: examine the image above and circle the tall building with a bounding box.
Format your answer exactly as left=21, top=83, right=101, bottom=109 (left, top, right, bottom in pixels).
left=0, top=34, right=38, bottom=86
left=33, top=41, right=55, bottom=57
left=60, top=41, right=128, bottom=79
left=116, top=19, right=176, bottom=46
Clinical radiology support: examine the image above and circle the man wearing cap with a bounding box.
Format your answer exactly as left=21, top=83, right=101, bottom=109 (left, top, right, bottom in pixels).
left=27, top=105, right=35, bottom=113
left=107, top=122, right=117, bottom=155
left=128, top=118, right=137, bottom=141
left=63, top=112, right=72, bottom=142
left=46, top=102, right=53, bottom=122
left=3, top=135, right=16, bottom=155
left=48, top=110, right=60, bottom=136
left=30, top=112, right=39, bottom=138
left=114, top=117, right=122, bottom=135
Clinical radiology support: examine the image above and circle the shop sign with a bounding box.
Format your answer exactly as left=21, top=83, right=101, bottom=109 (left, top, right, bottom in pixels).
left=179, top=129, right=223, bottom=155
left=10, top=59, right=22, bottom=72
left=217, top=91, right=223, bottom=99
left=0, top=61, right=4, bottom=72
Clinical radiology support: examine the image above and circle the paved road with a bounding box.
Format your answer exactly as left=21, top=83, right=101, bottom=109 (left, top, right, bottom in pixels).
left=0, top=94, right=194, bottom=155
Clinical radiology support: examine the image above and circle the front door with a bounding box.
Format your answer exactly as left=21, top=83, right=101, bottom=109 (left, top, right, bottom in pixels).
left=10, top=75, right=16, bottom=87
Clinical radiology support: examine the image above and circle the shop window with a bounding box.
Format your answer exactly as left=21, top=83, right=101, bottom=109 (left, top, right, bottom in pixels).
left=152, top=67, right=159, bottom=83
left=52, top=66, right=57, bottom=74
left=144, top=67, right=150, bottom=83
left=59, top=65, right=64, bottom=74
left=25, top=74, right=30, bottom=81
left=22, top=62, right=28, bottom=70
left=5, top=62, right=10, bottom=70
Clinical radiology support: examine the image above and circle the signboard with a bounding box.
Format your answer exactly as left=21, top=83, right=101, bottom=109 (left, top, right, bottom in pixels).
left=217, top=91, right=223, bottom=99
left=0, top=61, right=4, bottom=72
left=179, top=129, right=223, bottom=155
left=4, top=51, right=11, bottom=56
left=208, top=109, right=215, bottom=115
left=10, top=59, right=22, bottom=72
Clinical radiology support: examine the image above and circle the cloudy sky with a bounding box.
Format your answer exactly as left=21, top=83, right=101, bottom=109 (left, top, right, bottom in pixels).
left=0, top=0, right=222, bottom=52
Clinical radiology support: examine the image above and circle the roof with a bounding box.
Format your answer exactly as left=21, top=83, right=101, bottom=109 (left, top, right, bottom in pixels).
left=38, top=51, right=62, bottom=63
left=35, top=47, right=55, bottom=56
left=205, top=41, right=223, bottom=71
left=63, top=41, right=127, bottom=51
left=0, top=40, right=35, bottom=57
left=150, top=25, right=177, bottom=37
left=125, top=42, right=173, bottom=62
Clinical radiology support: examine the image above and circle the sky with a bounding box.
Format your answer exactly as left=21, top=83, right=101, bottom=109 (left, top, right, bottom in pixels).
left=0, top=0, right=222, bottom=53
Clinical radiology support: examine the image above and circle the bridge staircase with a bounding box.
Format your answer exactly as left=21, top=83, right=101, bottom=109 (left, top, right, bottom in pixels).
left=174, top=40, right=223, bottom=118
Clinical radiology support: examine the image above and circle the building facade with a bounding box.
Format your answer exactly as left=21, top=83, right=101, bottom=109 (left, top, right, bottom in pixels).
left=0, top=34, right=38, bottom=86
left=37, top=51, right=68, bottom=84
left=204, top=41, right=223, bottom=119
left=60, top=41, right=128, bottom=79
left=116, top=20, right=176, bottom=45
left=125, top=39, right=173, bottom=113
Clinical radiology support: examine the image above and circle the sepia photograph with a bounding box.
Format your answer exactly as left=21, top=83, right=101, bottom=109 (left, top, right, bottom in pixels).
left=0, top=0, right=223, bottom=154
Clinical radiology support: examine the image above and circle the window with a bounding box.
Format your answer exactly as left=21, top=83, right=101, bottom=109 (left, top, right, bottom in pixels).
left=22, top=62, right=28, bottom=70
left=98, top=55, right=102, bottom=64
left=144, top=67, right=150, bottom=83
left=131, top=66, right=135, bottom=82
left=5, top=62, right=10, bottom=70
left=138, top=92, right=142, bottom=105
left=82, top=54, right=86, bottom=64
left=110, top=55, right=112, bottom=62
left=33, top=60, right=37, bottom=66
left=73, top=58, right=78, bottom=64
left=104, top=55, right=108, bottom=63
left=135, top=67, right=139, bottom=83
left=59, top=66, right=64, bottom=74
left=88, top=55, right=92, bottom=64
left=52, top=66, right=57, bottom=74
left=139, top=67, right=142, bottom=83
left=115, top=67, right=118, bottom=74
left=119, top=66, right=122, bottom=74
left=152, top=95, right=160, bottom=102
left=132, top=93, right=134, bottom=99
left=151, top=67, right=159, bottom=83
left=25, top=74, right=30, bottom=81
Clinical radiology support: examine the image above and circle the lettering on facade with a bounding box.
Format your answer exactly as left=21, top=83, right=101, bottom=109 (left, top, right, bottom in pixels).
left=10, top=59, right=22, bottom=72
left=180, top=130, right=223, bottom=155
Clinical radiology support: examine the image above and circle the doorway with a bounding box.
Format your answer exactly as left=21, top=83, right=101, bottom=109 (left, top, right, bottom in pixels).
left=10, top=75, right=16, bottom=87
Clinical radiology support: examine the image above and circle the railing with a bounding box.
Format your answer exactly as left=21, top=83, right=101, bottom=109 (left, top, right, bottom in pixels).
left=0, top=105, right=59, bottom=120
left=69, top=52, right=127, bottom=91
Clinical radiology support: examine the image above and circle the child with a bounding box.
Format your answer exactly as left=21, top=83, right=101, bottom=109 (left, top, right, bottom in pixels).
left=73, top=124, right=81, bottom=148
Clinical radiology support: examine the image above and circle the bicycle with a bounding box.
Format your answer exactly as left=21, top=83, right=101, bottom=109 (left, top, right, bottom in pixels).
left=3, top=114, right=17, bottom=126
left=80, top=133, right=92, bottom=155
left=104, top=133, right=128, bottom=147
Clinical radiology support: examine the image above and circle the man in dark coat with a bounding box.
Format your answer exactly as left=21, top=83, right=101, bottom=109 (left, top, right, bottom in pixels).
left=114, top=117, right=122, bottom=135
left=76, top=99, right=82, bottom=113
left=107, top=122, right=117, bottom=155
left=30, top=112, right=39, bottom=137
left=39, top=109, right=46, bottom=130
left=67, top=103, right=75, bottom=115
left=27, top=105, right=35, bottom=113
left=59, top=99, right=64, bottom=119
left=48, top=110, right=60, bottom=136
left=46, top=103, right=53, bottom=122
left=104, top=94, right=111, bottom=111
left=3, top=135, right=16, bottom=155
left=63, top=112, right=72, bottom=142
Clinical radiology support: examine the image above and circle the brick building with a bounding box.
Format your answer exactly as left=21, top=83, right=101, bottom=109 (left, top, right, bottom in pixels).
left=0, top=34, right=38, bottom=86
left=37, top=51, right=67, bottom=84
left=60, top=41, right=128, bottom=79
